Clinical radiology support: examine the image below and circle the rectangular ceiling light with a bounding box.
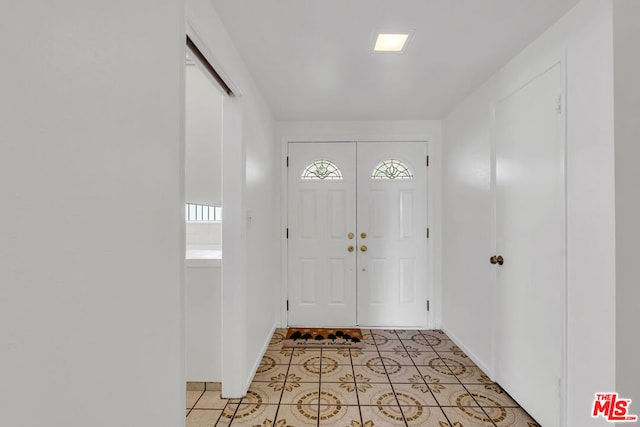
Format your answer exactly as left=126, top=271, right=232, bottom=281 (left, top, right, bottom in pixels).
left=374, top=33, right=409, bottom=52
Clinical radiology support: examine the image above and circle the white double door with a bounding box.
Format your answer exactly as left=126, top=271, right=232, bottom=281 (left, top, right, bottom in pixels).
left=288, top=141, right=428, bottom=327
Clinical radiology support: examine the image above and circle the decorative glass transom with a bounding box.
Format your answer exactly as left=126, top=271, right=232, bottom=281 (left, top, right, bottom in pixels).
left=301, top=160, right=343, bottom=180
left=371, top=159, right=413, bottom=180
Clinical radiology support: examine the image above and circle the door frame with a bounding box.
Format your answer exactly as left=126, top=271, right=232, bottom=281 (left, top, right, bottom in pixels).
left=279, top=129, right=441, bottom=330
left=489, top=52, right=567, bottom=426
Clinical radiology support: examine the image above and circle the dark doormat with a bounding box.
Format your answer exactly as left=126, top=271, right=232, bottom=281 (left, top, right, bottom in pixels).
left=282, top=328, right=364, bottom=349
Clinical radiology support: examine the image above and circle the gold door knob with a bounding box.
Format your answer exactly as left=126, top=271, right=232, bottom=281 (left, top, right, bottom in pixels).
left=360, top=232, right=367, bottom=239
left=348, top=246, right=354, bottom=252
left=490, top=256, right=497, bottom=265
left=360, top=245, right=368, bottom=252
left=497, top=255, right=504, bottom=265
left=347, top=232, right=354, bottom=239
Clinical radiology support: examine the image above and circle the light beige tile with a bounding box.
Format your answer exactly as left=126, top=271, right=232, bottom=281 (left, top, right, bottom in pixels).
left=441, top=407, right=495, bottom=426
left=430, top=340, right=461, bottom=352
left=320, top=363, right=355, bottom=383
left=321, top=348, right=352, bottom=363
left=261, top=349, right=292, bottom=365
left=318, top=404, right=361, bottom=426
left=357, top=384, right=398, bottom=407
left=465, top=383, right=520, bottom=408
left=193, top=391, right=228, bottom=410
left=242, top=381, right=284, bottom=405
left=286, top=363, right=320, bottom=382
left=394, top=329, right=421, bottom=339
left=491, top=407, right=541, bottom=426
left=205, top=382, right=221, bottom=391
left=403, top=405, right=450, bottom=427
left=385, top=365, right=424, bottom=383
left=360, top=404, right=406, bottom=426
left=185, top=409, right=222, bottom=427
left=377, top=350, right=414, bottom=366
left=224, top=403, right=278, bottom=427
left=268, top=330, right=287, bottom=348
left=252, top=363, right=289, bottom=382
left=431, top=383, right=480, bottom=407
left=392, top=382, right=439, bottom=406
left=353, top=353, right=384, bottom=367
left=186, top=390, right=204, bottom=409
left=275, top=403, right=318, bottom=426
left=187, top=382, right=205, bottom=391
left=452, top=365, right=491, bottom=384
left=290, top=349, right=322, bottom=365
left=411, top=352, right=448, bottom=366
left=320, top=382, right=359, bottom=405
left=437, top=351, right=477, bottom=367
left=375, top=339, right=405, bottom=352
left=280, top=381, right=320, bottom=405
left=353, top=363, right=390, bottom=383
left=417, top=364, right=460, bottom=384
left=216, top=403, right=237, bottom=426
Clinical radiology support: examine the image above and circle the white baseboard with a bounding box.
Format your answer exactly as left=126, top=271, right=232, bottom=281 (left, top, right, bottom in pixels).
left=244, top=322, right=277, bottom=390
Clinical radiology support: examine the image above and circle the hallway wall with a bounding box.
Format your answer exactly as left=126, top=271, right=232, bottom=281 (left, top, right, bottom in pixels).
left=0, top=1, right=185, bottom=426
left=442, top=1, right=615, bottom=425
left=186, top=0, right=280, bottom=397
left=614, top=0, right=640, bottom=406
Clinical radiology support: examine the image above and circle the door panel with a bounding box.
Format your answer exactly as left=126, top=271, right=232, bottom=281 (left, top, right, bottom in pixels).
left=357, top=142, right=428, bottom=327
left=288, top=143, right=357, bottom=326
left=494, top=63, right=565, bottom=427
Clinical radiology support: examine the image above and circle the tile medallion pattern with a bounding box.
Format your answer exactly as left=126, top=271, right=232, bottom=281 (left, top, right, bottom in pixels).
left=186, top=329, right=541, bottom=427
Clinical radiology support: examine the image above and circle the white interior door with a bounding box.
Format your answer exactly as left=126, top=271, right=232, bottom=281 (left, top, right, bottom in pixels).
left=494, top=63, right=565, bottom=427
left=357, top=142, right=428, bottom=327
left=288, top=141, right=428, bottom=328
left=287, top=142, right=357, bottom=326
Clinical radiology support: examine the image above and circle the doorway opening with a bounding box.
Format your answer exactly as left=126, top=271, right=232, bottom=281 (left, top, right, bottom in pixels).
left=287, top=141, right=430, bottom=328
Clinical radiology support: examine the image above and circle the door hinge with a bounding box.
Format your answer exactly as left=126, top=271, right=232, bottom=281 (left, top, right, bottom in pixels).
left=426, top=155, right=429, bottom=167
left=286, top=156, right=289, bottom=167
left=286, top=300, right=289, bottom=311
left=556, top=95, right=562, bottom=114
left=286, top=228, right=289, bottom=239
left=426, top=228, right=430, bottom=239
left=427, top=300, right=430, bottom=311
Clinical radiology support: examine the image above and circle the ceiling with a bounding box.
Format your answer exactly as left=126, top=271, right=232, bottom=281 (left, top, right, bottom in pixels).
left=211, top=0, right=580, bottom=120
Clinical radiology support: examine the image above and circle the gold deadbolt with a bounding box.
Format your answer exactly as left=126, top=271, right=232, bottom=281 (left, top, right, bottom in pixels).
left=490, top=255, right=504, bottom=265
left=360, top=245, right=368, bottom=252
left=360, top=232, right=367, bottom=239
left=347, top=232, right=354, bottom=239
left=348, top=245, right=354, bottom=252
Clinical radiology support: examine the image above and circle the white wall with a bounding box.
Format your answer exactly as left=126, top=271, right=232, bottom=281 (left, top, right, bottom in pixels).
left=186, top=0, right=280, bottom=397
left=614, top=0, right=640, bottom=406
left=0, top=1, right=185, bottom=426
left=185, top=266, right=221, bottom=382
left=277, top=120, right=443, bottom=328
left=442, top=1, right=616, bottom=425
left=185, top=62, right=222, bottom=207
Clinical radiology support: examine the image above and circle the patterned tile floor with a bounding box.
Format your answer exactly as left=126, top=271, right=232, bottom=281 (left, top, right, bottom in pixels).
left=186, top=329, right=541, bottom=426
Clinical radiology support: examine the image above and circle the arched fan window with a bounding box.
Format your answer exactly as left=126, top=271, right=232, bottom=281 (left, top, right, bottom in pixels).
left=301, top=160, right=343, bottom=180
left=371, top=159, right=413, bottom=180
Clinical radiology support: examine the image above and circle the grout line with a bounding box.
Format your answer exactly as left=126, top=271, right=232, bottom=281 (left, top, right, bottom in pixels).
left=417, top=329, right=458, bottom=426
left=372, top=330, right=409, bottom=427
left=271, top=346, right=293, bottom=426
left=348, top=347, right=365, bottom=426
left=316, top=348, right=322, bottom=427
